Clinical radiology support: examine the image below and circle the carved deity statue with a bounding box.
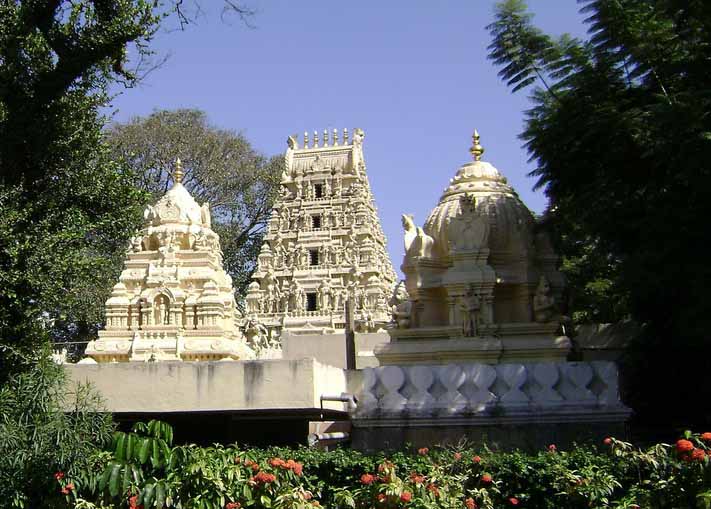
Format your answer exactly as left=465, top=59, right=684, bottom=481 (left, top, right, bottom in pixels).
left=460, top=284, right=481, bottom=336
left=533, top=276, right=557, bottom=323
left=201, top=203, right=212, bottom=229
left=389, top=282, right=412, bottom=329
left=448, top=194, right=489, bottom=252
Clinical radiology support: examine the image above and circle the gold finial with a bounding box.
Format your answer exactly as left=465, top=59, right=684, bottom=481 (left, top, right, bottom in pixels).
left=470, top=129, right=484, bottom=161
left=173, top=158, right=184, bottom=185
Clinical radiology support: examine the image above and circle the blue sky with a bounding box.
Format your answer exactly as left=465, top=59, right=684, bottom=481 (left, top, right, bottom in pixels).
left=108, top=0, right=588, bottom=273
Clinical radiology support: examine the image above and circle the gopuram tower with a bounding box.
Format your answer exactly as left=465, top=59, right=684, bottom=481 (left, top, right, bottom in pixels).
left=246, top=128, right=397, bottom=337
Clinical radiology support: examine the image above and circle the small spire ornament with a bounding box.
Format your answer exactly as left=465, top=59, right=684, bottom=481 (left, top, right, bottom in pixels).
left=470, top=129, right=484, bottom=161
left=173, top=158, right=184, bottom=184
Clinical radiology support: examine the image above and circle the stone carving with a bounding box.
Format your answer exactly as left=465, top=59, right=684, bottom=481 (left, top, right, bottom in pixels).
left=460, top=284, right=481, bottom=336
left=85, top=161, right=253, bottom=363
left=378, top=130, right=570, bottom=366
left=246, top=128, right=397, bottom=336
left=447, top=194, right=489, bottom=252
left=533, top=276, right=557, bottom=323
left=389, top=281, right=412, bottom=329
left=402, top=214, right=433, bottom=261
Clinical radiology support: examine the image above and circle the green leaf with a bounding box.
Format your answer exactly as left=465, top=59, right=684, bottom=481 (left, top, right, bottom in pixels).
left=109, top=462, right=122, bottom=497
left=142, top=483, right=155, bottom=507
left=115, top=432, right=126, bottom=461
left=155, top=481, right=166, bottom=508
left=139, top=438, right=151, bottom=463
left=260, top=495, right=272, bottom=508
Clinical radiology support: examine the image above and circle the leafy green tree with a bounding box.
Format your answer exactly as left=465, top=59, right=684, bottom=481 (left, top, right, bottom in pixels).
left=487, top=0, right=711, bottom=428
left=105, top=109, right=283, bottom=296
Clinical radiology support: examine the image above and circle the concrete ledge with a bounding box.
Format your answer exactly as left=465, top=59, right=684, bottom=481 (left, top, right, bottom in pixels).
left=67, top=359, right=348, bottom=413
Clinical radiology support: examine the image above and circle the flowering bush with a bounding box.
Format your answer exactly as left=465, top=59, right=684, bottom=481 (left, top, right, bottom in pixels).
left=52, top=423, right=711, bottom=509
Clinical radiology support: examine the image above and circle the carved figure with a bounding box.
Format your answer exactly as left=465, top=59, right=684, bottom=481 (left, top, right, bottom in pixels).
left=460, top=285, right=481, bottom=336
left=389, top=282, right=412, bottom=329
left=448, top=194, right=489, bottom=252
left=533, top=276, right=557, bottom=323
left=201, top=203, right=212, bottom=229
left=402, top=214, right=433, bottom=260
left=318, top=279, right=332, bottom=311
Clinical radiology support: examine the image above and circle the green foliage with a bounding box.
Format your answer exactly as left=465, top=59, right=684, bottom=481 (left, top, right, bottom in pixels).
left=0, top=349, right=114, bottom=509
left=53, top=421, right=711, bottom=509
left=105, top=109, right=283, bottom=297
left=487, top=0, right=711, bottom=427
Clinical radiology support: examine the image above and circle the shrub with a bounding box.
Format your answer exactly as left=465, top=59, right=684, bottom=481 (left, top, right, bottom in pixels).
left=52, top=423, right=711, bottom=509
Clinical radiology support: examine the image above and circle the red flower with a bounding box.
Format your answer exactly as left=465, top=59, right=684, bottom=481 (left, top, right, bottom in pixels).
left=465, top=497, right=477, bottom=509
left=251, top=471, right=276, bottom=484
left=60, top=482, right=75, bottom=495
left=361, top=473, right=375, bottom=485
left=129, top=495, right=141, bottom=509
left=676, top=439, right=694, bottom=454
left=480, top=474, right=493, bottom=485
left=472, top=455, right=482, bottom=464
left=426, top=484, right=440, bottom=497
left=603, top=437, right=612, bottom=446
left=251, top=463, right=260, bottom=471
left=409, top=472, right=425, bottom=484
left=454, top=452, right=462, bottom=461
left=400, top=491, right=412, bottom=503
left=508, top=497, right=519, bottom=506
left=692, top=448, right=706, bottom=462
left=54, top=471, right=65, bottom=481
left=701, top=432, right=711, bottom=442
left=548, top=444, right=557, bottom=452
left=225, top=503, right=241, bottom=509
left=418, top=447, right=429, bottom=455
left=376, top=493, right=387, bottom=503
left=269, top=458, right=285, bottom=468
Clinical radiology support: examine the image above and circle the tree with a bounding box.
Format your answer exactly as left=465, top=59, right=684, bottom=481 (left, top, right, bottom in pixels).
left=0, top=1, right=254, bottom=379
left=487, top=0, right=711, bottom=428
left=105, top=109, right=282, bottom=297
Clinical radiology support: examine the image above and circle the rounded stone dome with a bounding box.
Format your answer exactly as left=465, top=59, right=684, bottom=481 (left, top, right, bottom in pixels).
left=149, top=183, right=203, bottom=226
left=423, top=153, right=535, bottom=259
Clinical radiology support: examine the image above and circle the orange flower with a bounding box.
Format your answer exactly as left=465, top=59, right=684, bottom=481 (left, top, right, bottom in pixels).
left=269, top=458, right=285, bottom=468
left=418, top=447, right=429, bottom=455
left=676, top=439, right=694, bottom=454
left=465, top=497, right=477, bottom=509
left=692, top=448, right=706, bottom=462
left=60, top=482, right=75, bottom=495
left=701, top=432, right=711, bottom=442
left=480, top=474, right=493, bottom=485
left=225, top=503, right=241, bottom=509
left=361, top=473, right=375, bottom=485
left=426, top=484, right=440, bottom=497
left=400, top=491, right=412, bottom=503
left=378, top=461, right=394, bottom=473
left=472, top=455, right=482, bottom=464
left=454, top=452, right=462, bottom=461
left=409, top=472, right=425, bottom=484
left=376, top=493, right=387, bottom=503
left=251, top=471, right=276, bottom=484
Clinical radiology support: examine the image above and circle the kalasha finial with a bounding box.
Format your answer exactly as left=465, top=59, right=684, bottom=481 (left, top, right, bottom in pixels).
left=173, top=158, right=184, bottom=184
left=470, top=129, right=484, bottom=161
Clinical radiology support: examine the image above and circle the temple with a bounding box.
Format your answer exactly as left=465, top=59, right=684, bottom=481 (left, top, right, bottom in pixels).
left=376, top=130, right=570, bottom=364
left=83, top=160, right=253, bottom=362
left=246, top=128, right=397, bottom=337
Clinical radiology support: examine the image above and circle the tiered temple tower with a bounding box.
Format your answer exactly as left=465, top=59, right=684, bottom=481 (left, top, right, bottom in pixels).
left=246, top=128, right=397, bottom=336
left=84, top=161, right=253, bottom=362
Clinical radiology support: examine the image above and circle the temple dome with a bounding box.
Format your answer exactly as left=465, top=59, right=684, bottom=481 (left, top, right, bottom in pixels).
left=423, top=132, right=535, bottom=259
left=144, top=160, right=206, bottom=227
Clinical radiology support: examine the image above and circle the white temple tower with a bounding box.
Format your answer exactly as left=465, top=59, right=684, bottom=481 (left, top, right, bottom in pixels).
left=84, top=160, right=253, bottom=362
left=246, top=128, right=397, bottom=337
